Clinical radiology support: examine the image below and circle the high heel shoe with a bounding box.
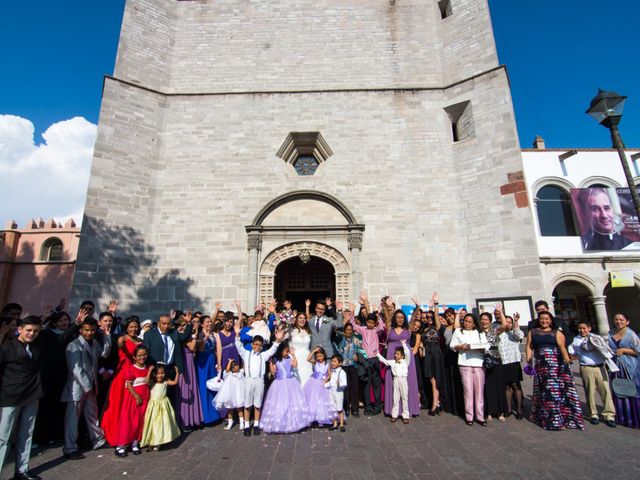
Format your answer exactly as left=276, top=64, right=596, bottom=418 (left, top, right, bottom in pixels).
left=428, top=404, right=442, bottom=416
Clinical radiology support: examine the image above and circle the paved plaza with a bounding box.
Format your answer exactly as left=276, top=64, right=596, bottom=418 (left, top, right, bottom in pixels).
left=3, top=370, right=639, bottom=480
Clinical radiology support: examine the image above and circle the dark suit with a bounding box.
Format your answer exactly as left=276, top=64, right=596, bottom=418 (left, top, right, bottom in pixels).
left=143, top=324, right=193, bottom=374
left=0, top=338, right=43, bottom=474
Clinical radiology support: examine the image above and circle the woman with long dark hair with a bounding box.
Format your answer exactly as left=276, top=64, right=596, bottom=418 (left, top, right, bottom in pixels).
left=526, top=311, right=584, bottom=430
left=608, top=313, right=640, bottom=428
left=381, top=301, right=420, bottom=417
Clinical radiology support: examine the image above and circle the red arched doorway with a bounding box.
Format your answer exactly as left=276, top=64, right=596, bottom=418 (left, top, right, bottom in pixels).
left=274, top=256, right=335, bottom=312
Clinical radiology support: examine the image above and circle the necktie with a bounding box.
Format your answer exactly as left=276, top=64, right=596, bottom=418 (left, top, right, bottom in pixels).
left=162, top=334, right=170, bottom=363
left=25, top=344, right=32, bottom=359
left=316, top=317, right=321, bottom=333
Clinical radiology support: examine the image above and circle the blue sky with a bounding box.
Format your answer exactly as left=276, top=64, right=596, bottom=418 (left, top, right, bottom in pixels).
left=0, top=0, right=639, bottom=225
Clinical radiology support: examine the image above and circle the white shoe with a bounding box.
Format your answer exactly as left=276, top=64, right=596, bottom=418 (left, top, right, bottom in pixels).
left=224, top=420, right=234, bottom=431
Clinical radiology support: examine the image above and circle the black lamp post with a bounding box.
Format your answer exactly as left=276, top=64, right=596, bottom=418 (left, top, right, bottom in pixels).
left=586, top=89, right=640, bottom=222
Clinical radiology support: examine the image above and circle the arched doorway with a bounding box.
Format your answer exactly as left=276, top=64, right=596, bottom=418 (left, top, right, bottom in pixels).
left=274, top=256, right=335, bottom=312
left=605, top=284, right=640, bottom=332
left=552, top=280, right=596, bottom=333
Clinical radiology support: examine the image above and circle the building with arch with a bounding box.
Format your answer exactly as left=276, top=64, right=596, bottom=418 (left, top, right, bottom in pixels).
left=71, top=0, right=546, bottom=320
left=0, top=218, right=80, bottom=314
left=522, top=140, right=640, bottom=332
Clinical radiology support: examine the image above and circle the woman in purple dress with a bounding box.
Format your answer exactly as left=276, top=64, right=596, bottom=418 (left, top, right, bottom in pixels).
left=382, top=305, right=421, bottom=417
left=176, top=316, right=203, bottom=431
left=215, top=313, right=240, bottom=375
left=261, top=342, right=310, bottom=433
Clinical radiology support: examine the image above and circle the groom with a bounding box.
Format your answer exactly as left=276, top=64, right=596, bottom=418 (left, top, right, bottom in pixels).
left=308, top=299, right=343, bottom=357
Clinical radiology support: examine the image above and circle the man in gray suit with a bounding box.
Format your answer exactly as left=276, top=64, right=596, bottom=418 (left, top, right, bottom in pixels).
left=61, top=318, right=111, bottom=460
left=307, top=299, right=343, bottom=357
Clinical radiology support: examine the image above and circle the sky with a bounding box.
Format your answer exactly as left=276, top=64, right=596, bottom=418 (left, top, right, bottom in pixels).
left=1, top=0, right=639, bottom=227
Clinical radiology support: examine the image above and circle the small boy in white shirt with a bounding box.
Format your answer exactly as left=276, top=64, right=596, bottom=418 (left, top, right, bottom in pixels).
left=326, top=354, right=348, bottom=432
left=377, top=340, right=411, bottom=423
left=568, top=320, right=617, bottom=427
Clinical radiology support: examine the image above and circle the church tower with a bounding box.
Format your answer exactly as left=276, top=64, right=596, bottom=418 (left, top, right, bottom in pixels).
left=72, top=0, right=544, bottom=315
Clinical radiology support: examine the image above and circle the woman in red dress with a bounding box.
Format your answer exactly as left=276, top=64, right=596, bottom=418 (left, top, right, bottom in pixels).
left=101, top=317, right=142, bottom=447
left=113, top=345, right=152, bottom=456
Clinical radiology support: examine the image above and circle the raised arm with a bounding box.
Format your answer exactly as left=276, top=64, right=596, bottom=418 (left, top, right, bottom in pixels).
left=410, top=297, right=421, bottom=323
left=382, top=296, right=393, bottom=331
left=359, top=291, right=370, bottom=316
left=166, top=366, right=180, bottom=386
left=305, top=299, right=311, bottom=320
left=376, top=352, right=391, bottom=367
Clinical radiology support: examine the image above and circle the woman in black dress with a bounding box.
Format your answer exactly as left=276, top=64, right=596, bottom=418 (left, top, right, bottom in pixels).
left=421, top=302, right=447, bottom=416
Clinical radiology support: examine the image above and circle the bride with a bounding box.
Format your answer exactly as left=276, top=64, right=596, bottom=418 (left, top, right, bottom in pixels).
left=289, top=312, right=313, bottom=386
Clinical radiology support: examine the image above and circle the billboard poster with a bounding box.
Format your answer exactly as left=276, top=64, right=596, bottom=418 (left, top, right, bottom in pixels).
left=570, top=187, right=640, bottom=251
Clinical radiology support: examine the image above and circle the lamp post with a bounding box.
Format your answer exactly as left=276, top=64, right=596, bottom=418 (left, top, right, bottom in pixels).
left=586, top=89, right=640, bottom=222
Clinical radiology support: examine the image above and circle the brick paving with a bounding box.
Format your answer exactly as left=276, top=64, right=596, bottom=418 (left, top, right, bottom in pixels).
left=3, top=371, right=639, bottom=480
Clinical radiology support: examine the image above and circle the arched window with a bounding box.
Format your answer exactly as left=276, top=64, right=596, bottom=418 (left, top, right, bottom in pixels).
left=536, top=185, right=578, bottom=236
left=40, top=237, right=64, bottom=261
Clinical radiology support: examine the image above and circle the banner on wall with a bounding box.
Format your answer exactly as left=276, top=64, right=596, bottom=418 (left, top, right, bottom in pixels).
left=401, top=304, right=468, bottom=321
left=570, top=187, right=640, bottom=251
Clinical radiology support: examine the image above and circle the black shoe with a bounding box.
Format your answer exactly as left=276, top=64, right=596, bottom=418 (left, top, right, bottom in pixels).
left=13, top=472, right=42, bottom=480
left=477, top=420, right=487, bottom=427
left=328, top=425, right=338, bottom=431
left=363, top=408, right=372, bottom=416
left=131, top=446, right=142, bottom=455
left=589, top=417, right=600, bottom=425
left=465, top=420, right=473, bottom=426
left=253, top=426, right=261, bottom=436
left=606, top=419, right=617, bottom=428
left=351, top=410, right=360, bottom=418
left=63, top=451, right=85, bottom=460
left=514, top=412, right=523, bottom=420
left=340, top=426, right=346, bottom=433
left=115, top=448, right=128, bottom=458
left=370, top=407, right=382, bottom=416
left=182, top=426, right=193, bottom=433
left=243, top=427, right=252, bottom=437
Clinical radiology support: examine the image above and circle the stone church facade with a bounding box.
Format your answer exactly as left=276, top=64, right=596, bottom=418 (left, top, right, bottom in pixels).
left=71, top=0, right=545, bottom=316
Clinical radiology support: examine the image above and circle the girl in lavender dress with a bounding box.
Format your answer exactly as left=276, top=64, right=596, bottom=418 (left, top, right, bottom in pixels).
left=303, top=347, right=338, bottom=426
left=261, top=342, right=310, bottom=434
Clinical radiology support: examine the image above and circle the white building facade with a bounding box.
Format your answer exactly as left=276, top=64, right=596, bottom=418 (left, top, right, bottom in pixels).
left=522, top=139, right=640, bottom=333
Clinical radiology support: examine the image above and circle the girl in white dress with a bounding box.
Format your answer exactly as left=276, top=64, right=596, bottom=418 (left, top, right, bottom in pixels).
left=289, top=313, right=313, bottom=387
left=214, top=359, right=245, bottom=430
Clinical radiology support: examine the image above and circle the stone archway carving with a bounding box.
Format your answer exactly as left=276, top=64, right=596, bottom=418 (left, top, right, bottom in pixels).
left=259, top=241, right=351, bottom=305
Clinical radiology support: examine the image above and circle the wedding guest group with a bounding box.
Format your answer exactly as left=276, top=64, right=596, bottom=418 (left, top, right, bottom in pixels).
left=1, top=288, right=638, bottom=478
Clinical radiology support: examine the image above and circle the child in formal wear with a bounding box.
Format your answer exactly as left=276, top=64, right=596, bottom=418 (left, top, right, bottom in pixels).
left=214, top=359, right=245, bottom=430
left=234, top=321, right=284, bottom=436
left=377, top=340, right=411, bottom=424
left=568, top=320, right=617, bottom=427
left=304, top=347, right=337, bottom=427
left=113, top=345, right=152, bottom=457
left=140, top=365, right=181, bottom=450
left=326, top=354, right=347, bottom=432
left=260, top=342, right=310, bottom=433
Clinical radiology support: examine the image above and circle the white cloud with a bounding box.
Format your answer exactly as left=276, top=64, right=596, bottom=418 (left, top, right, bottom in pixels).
left=0, top=115, right=96, bottom=228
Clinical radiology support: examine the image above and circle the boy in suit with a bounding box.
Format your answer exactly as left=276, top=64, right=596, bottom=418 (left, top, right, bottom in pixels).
left=61, top=318, right=111, bottom=460
left=0, top=315, right=42, bottom=480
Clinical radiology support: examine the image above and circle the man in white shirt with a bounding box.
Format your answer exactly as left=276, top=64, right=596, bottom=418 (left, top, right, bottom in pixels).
left=235, top=321, right=284, bottom=436
left=377, top=340, right=411, bottom=423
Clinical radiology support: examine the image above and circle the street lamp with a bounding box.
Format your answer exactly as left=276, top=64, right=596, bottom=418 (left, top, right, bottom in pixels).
left=586, top=89, right=640, bottom=223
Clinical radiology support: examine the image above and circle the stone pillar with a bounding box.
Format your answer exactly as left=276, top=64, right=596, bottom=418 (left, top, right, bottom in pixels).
left=590, top=295, right=610, bottom=336
left=348, top=232, right=363, bottom=301
left=247, top=234, right=262, bottom=311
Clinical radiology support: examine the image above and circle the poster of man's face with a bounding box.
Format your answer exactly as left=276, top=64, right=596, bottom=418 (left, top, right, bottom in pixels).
left=571, top=187, right=640, bottom=251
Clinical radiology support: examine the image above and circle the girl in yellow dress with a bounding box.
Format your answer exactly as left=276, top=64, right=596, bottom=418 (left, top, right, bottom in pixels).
left=141, top=365, right=181, bottom=450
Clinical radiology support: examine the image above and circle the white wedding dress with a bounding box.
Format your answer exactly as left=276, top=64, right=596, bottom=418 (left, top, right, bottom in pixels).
left=289, top=328, right=313, bottom=387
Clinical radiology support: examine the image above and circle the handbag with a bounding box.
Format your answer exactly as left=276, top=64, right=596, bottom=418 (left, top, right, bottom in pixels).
left=206, top=371, right=224, bottom=392
left=478, top=331, right=499, bottom=370
left=611, top=362, right=638, bottom=399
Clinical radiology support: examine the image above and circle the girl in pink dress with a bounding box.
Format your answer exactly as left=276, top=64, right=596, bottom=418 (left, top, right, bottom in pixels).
left=114, top=345, right=152, bottom=457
